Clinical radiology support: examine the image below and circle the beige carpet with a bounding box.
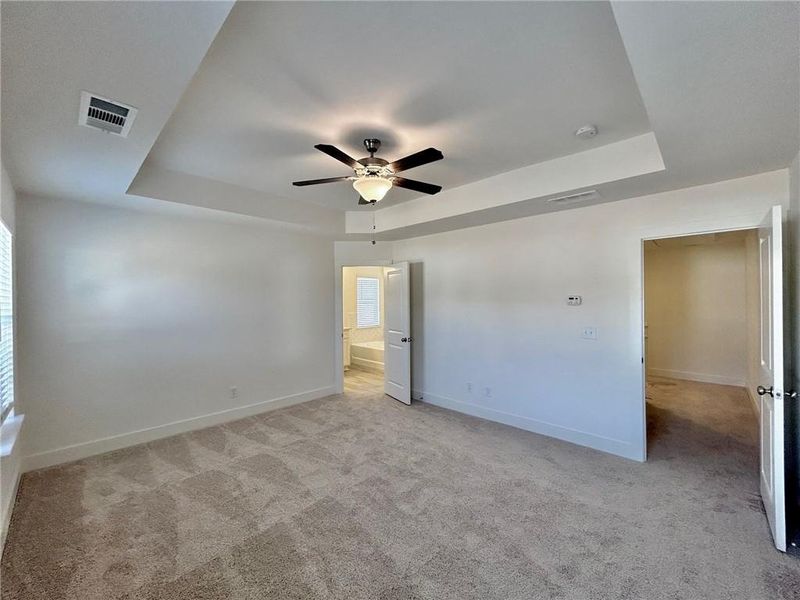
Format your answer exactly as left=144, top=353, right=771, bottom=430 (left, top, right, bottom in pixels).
left=2, top=372, right=798, bottom=599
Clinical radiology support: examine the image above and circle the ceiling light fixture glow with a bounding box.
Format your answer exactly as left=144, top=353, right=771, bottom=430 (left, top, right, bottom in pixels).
left=353, top=176, right=392, bottom=202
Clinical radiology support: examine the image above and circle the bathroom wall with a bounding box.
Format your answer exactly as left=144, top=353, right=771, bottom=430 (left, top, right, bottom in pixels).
left=343, top=266, right=388, bottom=344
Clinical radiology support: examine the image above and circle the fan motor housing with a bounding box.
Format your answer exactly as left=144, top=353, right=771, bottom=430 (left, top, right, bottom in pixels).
left=363, top=138, right=381, bottom=155
left=358, top=156, right=389, bottom=167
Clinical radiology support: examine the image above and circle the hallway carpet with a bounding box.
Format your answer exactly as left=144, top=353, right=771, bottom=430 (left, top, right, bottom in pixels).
left=2, top=373, right=798, bottom=599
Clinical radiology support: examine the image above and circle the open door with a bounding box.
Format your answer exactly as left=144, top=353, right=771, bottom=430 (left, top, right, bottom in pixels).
left=756, top=205, right=787, bottom=552
left=384, top=262, right=411, bottom=405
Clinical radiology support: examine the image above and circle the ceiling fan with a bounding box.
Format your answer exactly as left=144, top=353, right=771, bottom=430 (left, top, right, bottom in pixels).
left=293, top=138, right=444, bottom=205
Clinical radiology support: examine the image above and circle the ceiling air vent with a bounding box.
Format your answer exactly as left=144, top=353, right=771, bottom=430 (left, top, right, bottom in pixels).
left=545, top=189, right=600, bottom=205
left=78, top=91, right=137, bottom=137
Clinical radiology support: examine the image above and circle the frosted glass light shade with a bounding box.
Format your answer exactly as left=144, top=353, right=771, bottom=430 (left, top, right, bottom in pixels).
left=353, top=177, right=392, bottom=202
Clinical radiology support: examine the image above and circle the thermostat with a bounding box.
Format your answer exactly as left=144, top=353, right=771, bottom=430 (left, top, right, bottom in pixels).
left=567, top=295, right=582, bottom=306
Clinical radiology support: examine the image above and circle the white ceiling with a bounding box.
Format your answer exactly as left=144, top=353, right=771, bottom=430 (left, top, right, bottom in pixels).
left=143, top=1, right=651, bottom=211
left=0, top=1, right=233, bottom=205
left=350, top=0, right=800, bottom=238
left=2, top=1, right=798, bottom=238
left=610, top=0, right=800, bottom=188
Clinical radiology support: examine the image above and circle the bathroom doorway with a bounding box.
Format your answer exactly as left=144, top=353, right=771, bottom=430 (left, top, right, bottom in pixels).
left=342, top=266, right=391, bottom=394
left=336, top=262, right=413, bottom=403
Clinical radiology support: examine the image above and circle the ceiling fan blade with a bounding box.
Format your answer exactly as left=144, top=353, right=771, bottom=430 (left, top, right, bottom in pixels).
left=389, top=147, right=443, bottom=173
left=293, top=176, right=350, bottom=187
left=315, top=144, right=359, bottom=169
left=392, top=176, right=442, bottom=195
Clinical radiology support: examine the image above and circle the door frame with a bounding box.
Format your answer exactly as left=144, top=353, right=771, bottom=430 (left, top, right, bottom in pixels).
left=636, top=203, right=790, bottom=462
left=640, top=223, right=764, bottom=460
left=334, top=260, right=394, bottom=394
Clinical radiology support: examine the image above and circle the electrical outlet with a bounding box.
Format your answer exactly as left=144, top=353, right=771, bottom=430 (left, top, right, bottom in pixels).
left=581, top=327, right=597, bottom=340
left=467, top=382, right=473, bottom=394
left=483, top=387, right=492, bottom=398
left=230, top=386, right=238, bottom=400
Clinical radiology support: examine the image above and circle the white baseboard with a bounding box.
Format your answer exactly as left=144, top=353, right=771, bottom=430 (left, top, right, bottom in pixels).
left=23, top=385, right=337, bottom=472
left=647, top=368, right=744, bottom=387
left=412, top=390, right=644, bottom=462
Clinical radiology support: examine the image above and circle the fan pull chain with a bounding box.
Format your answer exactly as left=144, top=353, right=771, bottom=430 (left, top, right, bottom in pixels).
left=371, top=204, right=377, bottom=245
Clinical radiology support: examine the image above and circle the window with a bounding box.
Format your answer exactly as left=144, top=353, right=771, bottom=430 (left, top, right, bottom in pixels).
left=356, top=277, right=380, bottom=328
left=0, top=222, right=13, bottom=424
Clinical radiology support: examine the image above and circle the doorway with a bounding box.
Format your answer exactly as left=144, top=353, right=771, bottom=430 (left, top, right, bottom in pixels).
left=644, top=228, right=760, bottom=446
left=644, top=230, right=756, bottom=390
left=342, top=266, right=391, bottom=394
left=641, top=209, right=788, bottom=552
left=336, top=262, right=412, bottom=404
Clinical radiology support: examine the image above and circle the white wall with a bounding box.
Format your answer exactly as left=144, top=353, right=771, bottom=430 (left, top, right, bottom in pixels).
left=644, top=238, right=748, bottom=386
left=334, top=241, right=394, bottom=265
left=1, top=164, right=15, bottom=233
left=393, top=170, right=789, bottom=461
left=0, top=161, right=22, bottom=549
left=16, top=195, right=336, bottom=469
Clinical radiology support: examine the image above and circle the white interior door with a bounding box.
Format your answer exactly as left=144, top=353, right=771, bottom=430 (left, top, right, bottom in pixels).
left=384, top=262, right=411, bottom=405
left=756, top=205, right=786, bottom=552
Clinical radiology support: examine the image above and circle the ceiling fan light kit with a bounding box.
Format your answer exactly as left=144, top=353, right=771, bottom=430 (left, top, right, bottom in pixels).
left=293, top=138, right=444, bottom=206
left=353, top=176, right=392, bottom=202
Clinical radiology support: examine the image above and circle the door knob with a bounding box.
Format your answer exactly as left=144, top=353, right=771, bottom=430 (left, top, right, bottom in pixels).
left=757, top=385, right=774, bottom=397
left=788, top=390, right=798, bottom=400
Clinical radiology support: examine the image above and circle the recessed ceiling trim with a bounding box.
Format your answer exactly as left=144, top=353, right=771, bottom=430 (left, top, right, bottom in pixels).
left=347, top=132, right=664, bottom=235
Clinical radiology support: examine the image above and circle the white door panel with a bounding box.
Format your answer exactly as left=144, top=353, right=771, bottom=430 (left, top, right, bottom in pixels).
left=757, top=205, right=786, bottom=552
left=384, top=262, right=411, bottom=405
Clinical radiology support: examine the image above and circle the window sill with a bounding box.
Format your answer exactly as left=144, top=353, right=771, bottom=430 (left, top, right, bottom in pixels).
left=0, top=414, right=24, bottom=458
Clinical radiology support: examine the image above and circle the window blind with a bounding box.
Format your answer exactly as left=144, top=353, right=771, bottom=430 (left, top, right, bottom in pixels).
left=356, top=277, right=380, bottom=328
left=0, top=222, right=13, bottom=423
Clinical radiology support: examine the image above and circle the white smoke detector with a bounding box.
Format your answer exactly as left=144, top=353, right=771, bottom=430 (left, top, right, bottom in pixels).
left=78, top=91, right=137, bottom=138
left=574, top=124, right=598, bottom=139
